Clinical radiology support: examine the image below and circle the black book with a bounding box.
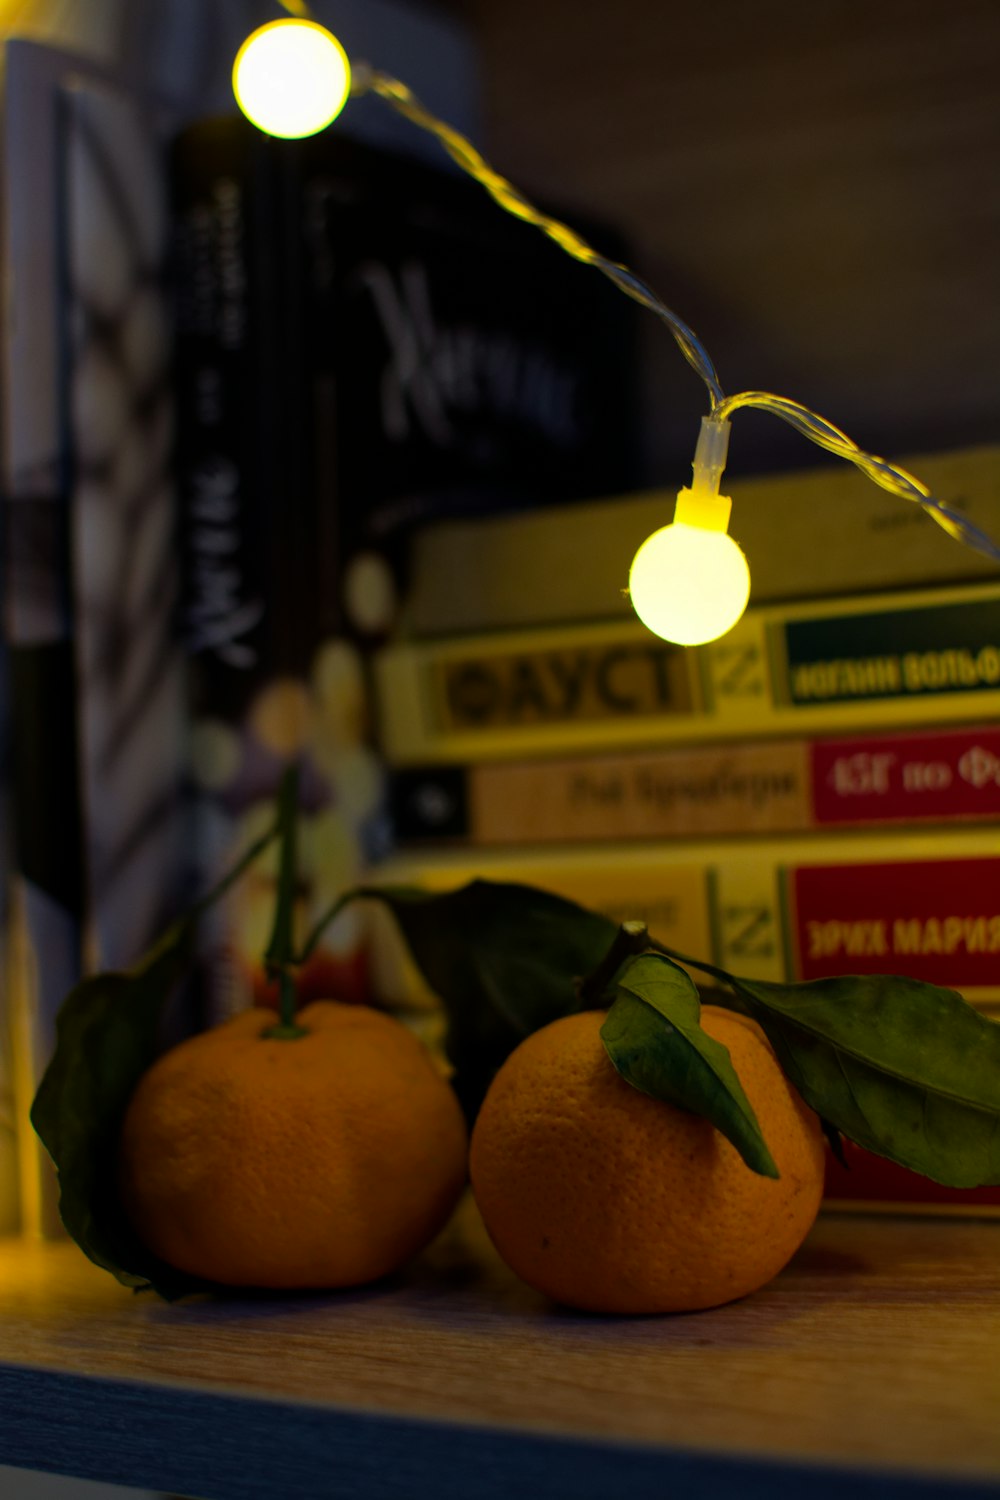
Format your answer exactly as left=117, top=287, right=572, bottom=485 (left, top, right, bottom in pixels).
left=171, top=113, right=641, bottom=711
left=169, top=114, right=640, bottom=1018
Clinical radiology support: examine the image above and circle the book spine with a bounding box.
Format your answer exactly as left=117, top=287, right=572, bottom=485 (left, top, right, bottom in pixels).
left=371, top=830, right=1000, bottom=1005
left=172, top=122, right=266, bottom=724
left=824, top=1139, right=1000, bottom=1215
left=404, top=443, right=1000, bottom=639
left=789, top=856, right=1000, bottom=992
left=389, top=722, right=1000, bottom=846
left=0, top=639, right=19, bottom=1237
left=172, top=123, right=271, bottom=1023
left=0, top=47, right=90, bottom=1237
left=171, top=124, right=383, bottom=1023
left=374, top=581, right=1000, bottom=765
left=62, top=81, right=188, bottom=977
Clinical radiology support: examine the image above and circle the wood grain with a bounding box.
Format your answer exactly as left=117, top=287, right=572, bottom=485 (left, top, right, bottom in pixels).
left=1, top=1200, right=999, bottom=1497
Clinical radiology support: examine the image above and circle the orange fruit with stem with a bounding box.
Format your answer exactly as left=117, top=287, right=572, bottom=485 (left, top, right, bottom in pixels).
left=119, top=1000, right=467, bottom=1288
left=469, top=1004, right=825, bottom=1314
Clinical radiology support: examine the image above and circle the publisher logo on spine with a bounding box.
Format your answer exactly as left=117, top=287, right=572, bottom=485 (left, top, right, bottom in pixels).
left=783, top=597, right=1000, bottom=706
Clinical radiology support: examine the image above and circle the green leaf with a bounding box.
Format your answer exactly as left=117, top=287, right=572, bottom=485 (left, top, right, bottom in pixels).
left=355, top=880, right=617, bottom=1118
left=723, top=972, right=1000, bottom=1188
left=30, top=822, right=279, bottom=1298
left=600, top=953, right=779, bottom=1178
left=30, top=922, right=214, bottom=1298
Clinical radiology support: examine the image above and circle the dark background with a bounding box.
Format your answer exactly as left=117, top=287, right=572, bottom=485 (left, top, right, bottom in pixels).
left=436, top=0, right=999, bottom=486
left=8, top=0, right=997, bottom=493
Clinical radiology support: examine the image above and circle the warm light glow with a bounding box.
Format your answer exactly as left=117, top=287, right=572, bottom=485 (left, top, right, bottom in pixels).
left=233, top=19, right=351, bottom=140
left=628, top=519, right=751, bottom=646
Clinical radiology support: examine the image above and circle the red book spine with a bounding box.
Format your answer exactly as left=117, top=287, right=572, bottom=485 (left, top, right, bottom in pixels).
left=790, top=856, right=1000, bottom=990
left=811, top=724, right=1000, bottom=826
left=824, top=1141, right=1000, bottom=1213
left=789, top=850, right=1000, bottom=1210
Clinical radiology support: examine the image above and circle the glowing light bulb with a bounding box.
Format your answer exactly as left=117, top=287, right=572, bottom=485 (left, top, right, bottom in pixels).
left=233, top=19, right=351, bottom=139
left=628, top=487, right=750, bottom=646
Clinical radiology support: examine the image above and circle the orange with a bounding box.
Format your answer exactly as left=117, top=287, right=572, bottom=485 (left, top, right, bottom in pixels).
left=469, top=1004, right=825, bottom=1314
left=119, top=1001, right=467, bottom=1288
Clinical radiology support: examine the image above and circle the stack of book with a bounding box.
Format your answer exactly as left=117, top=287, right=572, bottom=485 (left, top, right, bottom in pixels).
left=372, top=445, right=1000, bottom=1213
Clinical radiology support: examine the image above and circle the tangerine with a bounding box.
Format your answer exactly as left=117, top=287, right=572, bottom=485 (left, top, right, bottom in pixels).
left=469, top=1004, right=825, bottom=1313
left=119, top=1001, right=467, bottom=1288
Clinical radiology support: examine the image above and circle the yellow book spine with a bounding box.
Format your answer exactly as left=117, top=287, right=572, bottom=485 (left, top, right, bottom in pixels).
left=376, top=581, right=1000, bottom=765
left=369, top=825, right=1000, bottom=1010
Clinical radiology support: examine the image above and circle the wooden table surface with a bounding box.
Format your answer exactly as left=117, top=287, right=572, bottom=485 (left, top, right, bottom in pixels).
left=1, top=1199, right=999, bottom=1500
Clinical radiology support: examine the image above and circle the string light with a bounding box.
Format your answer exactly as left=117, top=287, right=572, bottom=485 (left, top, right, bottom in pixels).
left=232, top=18, right=350, bottom=139
left=628, top=419, right=750, bottom=645
left=233, top=8, right=1000, bottom=645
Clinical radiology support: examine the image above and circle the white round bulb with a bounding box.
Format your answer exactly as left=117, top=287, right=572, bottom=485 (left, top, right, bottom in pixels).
left=233, top=20, right=351, bottom=140
left=628, top=522, right=751, bottom=646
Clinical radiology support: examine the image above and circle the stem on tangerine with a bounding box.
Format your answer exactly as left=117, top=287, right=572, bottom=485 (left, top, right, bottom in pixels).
left=262, top=764, right=308, bottom=1039
left=576, top=919, right=650, bottom=1010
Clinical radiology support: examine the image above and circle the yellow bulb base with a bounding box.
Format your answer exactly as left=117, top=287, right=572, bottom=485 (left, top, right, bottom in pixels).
left=673, top=485, right=732, bottom=533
